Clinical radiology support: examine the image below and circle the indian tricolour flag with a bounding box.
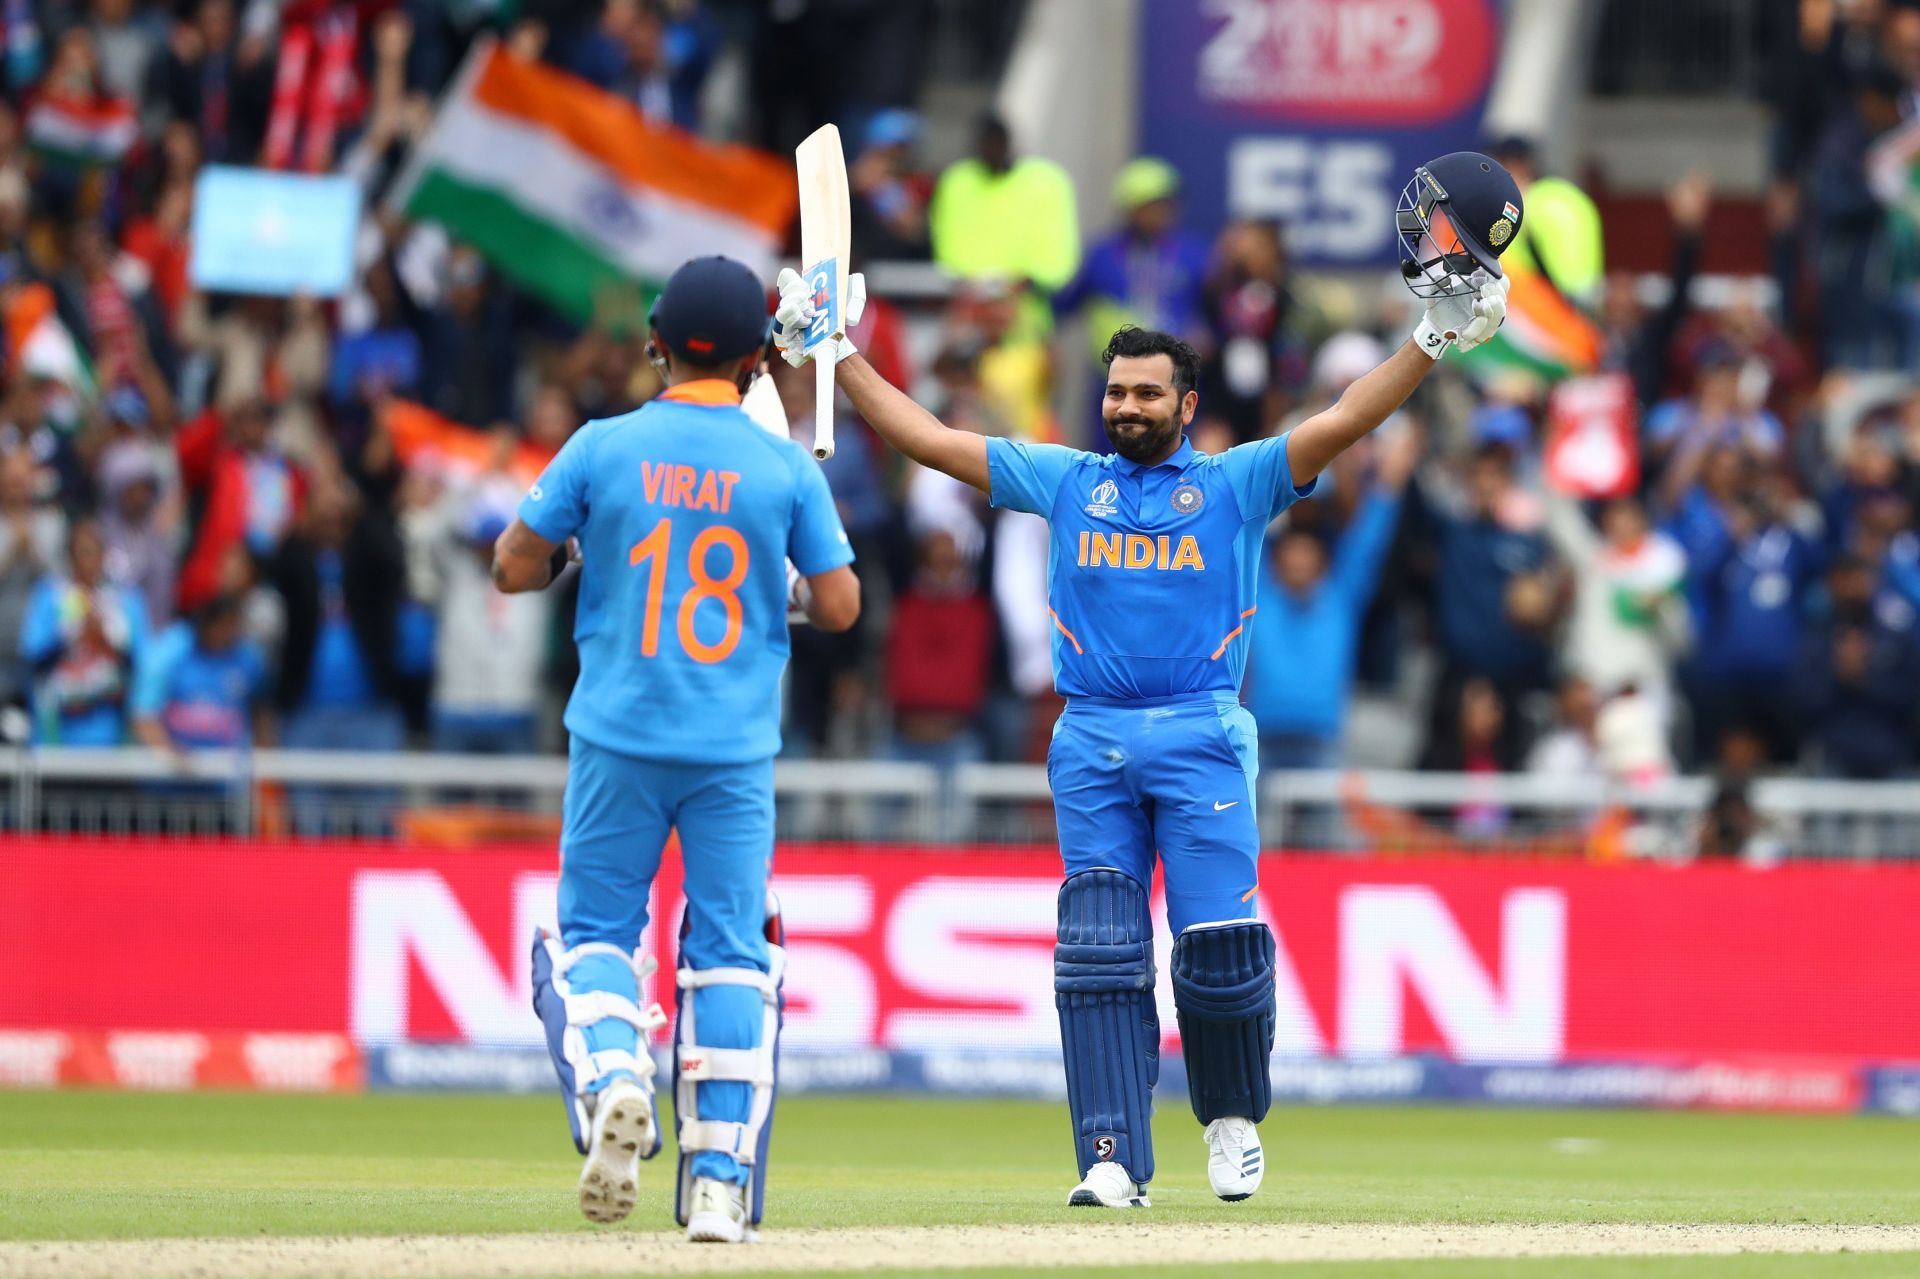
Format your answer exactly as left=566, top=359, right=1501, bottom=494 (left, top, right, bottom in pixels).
left=27, top=92, right=136, bottom=168
left=390, top=42, right=795, bottom=324
left=1456, top=265, right=1605, bottom=386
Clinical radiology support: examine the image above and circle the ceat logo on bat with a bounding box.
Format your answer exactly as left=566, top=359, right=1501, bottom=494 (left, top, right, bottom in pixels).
left=804, top=259, right=838, bottom=347
left=1196, top=0, right=1496, bottom=124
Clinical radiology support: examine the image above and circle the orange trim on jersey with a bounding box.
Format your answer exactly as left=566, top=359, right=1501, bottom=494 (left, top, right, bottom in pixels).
left=1241, top=885, right=1259, bottom=903
left=658, top=379, right=744, bottom=406
left=1207, top=606, right=1257, bottom=661
left=1050, top=609, right=1084, bottom=655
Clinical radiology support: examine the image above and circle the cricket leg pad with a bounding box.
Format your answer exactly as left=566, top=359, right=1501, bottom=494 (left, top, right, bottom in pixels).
left=673, top=894, right=784, bottom=1229
left=1054, top=867, right=1159, bottom=1185
left=1171, top=919, right=1277, bottom=1124
left=531, top=929, right=667, bottom=1156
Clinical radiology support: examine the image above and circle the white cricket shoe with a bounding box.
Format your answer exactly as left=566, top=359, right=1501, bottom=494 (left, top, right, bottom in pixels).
left=1067, top=1160, right=1150, bottom=1209
left=578, top=1077, right=656, bottom=1224
left=685, top=1176, right=750, bottom=1243
left=1204, top=1117, right=1264, bottom=1202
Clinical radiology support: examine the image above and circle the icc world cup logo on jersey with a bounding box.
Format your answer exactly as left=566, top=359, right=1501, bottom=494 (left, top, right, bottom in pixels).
left=1085, top=479, right=1119, bottom=518
left=1171, top=483, right=1204, bottom=515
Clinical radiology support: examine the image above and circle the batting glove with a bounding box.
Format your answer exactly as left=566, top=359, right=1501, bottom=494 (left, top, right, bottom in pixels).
left=786, top=562, right=811, bottom=624
left=773, top=267, right=867, bottom=368
left=1412, top=270, right=1509, bottom=360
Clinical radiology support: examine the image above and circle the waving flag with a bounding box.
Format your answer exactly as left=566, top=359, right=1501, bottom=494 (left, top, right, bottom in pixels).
left=26, top=91, right=136, bottom=168
left=391, top=41, right=795, bottom=323
left=381, top=400, right=553, bottom=488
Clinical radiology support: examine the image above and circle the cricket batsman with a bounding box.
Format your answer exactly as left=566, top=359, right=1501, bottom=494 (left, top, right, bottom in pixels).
left=773, top=153, right=1520, bottom=1207
left=492, top=256, right=861, bottom=1241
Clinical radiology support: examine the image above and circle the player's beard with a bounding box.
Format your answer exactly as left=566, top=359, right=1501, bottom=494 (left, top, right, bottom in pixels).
left=1102, top=405, right=1183, bottom=465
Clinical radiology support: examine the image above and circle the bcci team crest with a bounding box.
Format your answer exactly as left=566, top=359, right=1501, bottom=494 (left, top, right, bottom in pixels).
left=1490, top=201, right=1520, bottom=249
left=1171, top=483, right=1204, bottom=515
left=1086, top=479, right=1119, bottom=518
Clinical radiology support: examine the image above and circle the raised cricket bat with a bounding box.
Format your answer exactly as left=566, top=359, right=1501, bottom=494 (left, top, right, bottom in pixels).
left=795, top=123, right=850, bottom=461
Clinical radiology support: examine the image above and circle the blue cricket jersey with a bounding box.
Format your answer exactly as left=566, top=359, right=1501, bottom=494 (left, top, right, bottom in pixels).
left=518, top=380, right=854, bottom=764
left=987, top=433, right=1315, bottom=700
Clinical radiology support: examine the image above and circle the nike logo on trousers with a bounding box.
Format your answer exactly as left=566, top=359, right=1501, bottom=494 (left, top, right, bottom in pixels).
left=1213, top=801, right=1239, bottom=811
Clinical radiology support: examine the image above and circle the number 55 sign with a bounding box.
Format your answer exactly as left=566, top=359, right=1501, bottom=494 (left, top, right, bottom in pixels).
left=1140, top=0, right=1503, bottom=267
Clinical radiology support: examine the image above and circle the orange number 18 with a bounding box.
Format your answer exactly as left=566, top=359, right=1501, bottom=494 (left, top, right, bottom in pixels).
left=627, top=518, right=750, bottom=664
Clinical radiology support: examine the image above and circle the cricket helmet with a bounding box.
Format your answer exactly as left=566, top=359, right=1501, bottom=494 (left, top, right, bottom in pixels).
left=650, top=255, right=769, bottom=362
left=1397, top=152, right=1524, bottom=299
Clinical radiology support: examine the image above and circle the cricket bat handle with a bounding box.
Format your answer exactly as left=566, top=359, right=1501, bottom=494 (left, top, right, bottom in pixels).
left=812, top=352, right=836, bottom=460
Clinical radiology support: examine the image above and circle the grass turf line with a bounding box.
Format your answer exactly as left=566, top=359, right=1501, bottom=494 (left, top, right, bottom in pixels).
left=2, top=1091, right=1919, bottom=1240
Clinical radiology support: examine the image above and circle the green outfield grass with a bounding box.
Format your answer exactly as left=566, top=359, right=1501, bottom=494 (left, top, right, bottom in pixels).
left=3, top=1090, right=1918, bottom=1277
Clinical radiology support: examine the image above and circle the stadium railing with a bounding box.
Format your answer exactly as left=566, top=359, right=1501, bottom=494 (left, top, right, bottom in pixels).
left=6, top=748, right=1919, bottom=860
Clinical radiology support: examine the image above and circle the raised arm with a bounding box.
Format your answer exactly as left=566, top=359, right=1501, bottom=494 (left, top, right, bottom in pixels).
left=774, top=270, right=990, bottom=493
left=835, top=353, right=989, bottom=492
left=1287, top=271, right=1509, bottom=486
left=1285, top=342, right=1434, bottom=486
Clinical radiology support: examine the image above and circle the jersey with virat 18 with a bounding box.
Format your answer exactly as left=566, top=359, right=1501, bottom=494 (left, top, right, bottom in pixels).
left=517, top=378, right=853, bottom=763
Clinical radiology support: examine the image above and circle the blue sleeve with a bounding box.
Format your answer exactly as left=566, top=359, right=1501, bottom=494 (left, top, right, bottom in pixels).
left=517, top=422, right=595, bottom=543
left=130, top=624, right=187, bottom=718
left=18, top=581, right=59, bottom=664
left=1329, top=489, right=1402, bottom=607
left=987, top=437, right=1085, bottom=517
left=788, top=454, right=855, bottom=576
left=1221, top=431, right=1318, bottom=522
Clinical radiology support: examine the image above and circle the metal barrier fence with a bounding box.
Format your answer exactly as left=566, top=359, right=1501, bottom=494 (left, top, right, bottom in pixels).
left=5, top=748, right=1920, bottom=860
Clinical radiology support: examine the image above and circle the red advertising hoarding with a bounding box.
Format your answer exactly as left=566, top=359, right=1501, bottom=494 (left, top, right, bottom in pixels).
left=5, top=841, right=1919, bottom=1105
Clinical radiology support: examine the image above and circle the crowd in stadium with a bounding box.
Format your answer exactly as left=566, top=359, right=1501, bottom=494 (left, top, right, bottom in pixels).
left=3, top=0, right=1920, bottom=794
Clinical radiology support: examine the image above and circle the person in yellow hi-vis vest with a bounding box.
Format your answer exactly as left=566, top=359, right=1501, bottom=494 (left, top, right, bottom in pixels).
left=1490, top=136, right=1605, bottom=308
left=930, top=113, right=1081, bottom=337
left=930, top=114, right=1080, bottom=442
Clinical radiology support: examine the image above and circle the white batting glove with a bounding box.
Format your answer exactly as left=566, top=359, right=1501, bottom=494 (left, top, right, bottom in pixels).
left=1453, top=271, right=1509, bottom=352
left=773, top=267, right=867, bottom=368
left=786, top=561, right=811, bottom=623
left=1412, top=270, right=1509, bottom=360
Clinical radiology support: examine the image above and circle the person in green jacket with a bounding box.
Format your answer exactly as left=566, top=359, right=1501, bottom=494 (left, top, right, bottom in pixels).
left=1490, top=135, right=1605, bottom=307
left=929, top=113, right=1080, bottom=337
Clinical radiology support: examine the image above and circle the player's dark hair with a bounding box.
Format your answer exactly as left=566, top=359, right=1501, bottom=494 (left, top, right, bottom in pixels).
left=1102, top=326, right=1199, bottom=400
